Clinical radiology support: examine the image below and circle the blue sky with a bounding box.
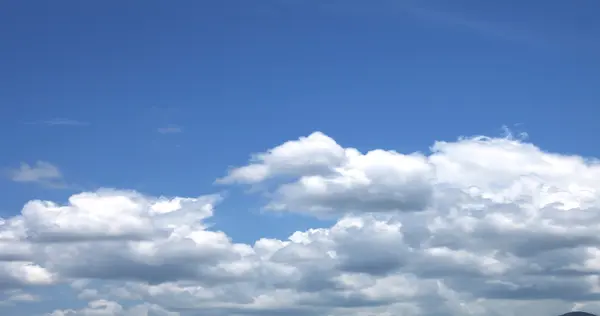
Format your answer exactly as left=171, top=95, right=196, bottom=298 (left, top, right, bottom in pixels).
left=2, top=1, right=600, bottom=315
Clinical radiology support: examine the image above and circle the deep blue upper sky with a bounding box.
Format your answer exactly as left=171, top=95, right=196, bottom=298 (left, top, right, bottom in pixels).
left=1, top=0, right=600, bottom=240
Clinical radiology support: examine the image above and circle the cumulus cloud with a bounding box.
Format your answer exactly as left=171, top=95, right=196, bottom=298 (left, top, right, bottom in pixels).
left=9, top=161, right=62, bottom=184
left=3, top=131, right=600, bottom=315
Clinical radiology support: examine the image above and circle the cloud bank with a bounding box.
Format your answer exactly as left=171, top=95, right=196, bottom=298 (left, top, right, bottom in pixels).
left=3, top=132, right=600, bottom=316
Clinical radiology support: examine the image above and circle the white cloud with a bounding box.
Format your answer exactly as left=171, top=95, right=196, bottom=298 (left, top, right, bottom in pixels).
left=3, top=131, right=600, bottom=315
left=8, top=161, right=65, bottom=188
left=218, top=132, right=348, bottom=184
left=223, top=132, right=600, bottom=217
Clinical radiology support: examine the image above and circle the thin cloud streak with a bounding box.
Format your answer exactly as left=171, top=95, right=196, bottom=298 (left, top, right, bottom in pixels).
left=157, top=125, right=183, bottom=134
left=401, top=5, right=548, bottom=47
left=311, top=0, right=596, bottom=52
left=398, top=2, right=599, bottom=53
left=24, top=118, right=90, bottom=127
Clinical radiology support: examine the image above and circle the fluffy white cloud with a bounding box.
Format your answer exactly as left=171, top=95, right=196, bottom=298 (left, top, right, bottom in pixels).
left=218, top=132, right=349, bottom=185
left=3, top=131, right=600, bottom=315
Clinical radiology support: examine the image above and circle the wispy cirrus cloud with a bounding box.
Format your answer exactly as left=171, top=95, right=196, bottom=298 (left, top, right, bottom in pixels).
left=311, top=0, right=596, bottom=51
left=402, top=5, right=545, bottom=46
left=398, top=2, right=599, bottom=52
left=24, top=118, right=90, bottom=127
left=157, top=125, right=183, bottom=134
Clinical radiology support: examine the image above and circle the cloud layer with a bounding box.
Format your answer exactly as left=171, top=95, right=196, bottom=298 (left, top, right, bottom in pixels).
left=3, top=132, right=600, bottom=316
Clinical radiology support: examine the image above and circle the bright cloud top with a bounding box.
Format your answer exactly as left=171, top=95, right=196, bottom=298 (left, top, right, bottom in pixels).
left=3, top=132, right=600, bottom=316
